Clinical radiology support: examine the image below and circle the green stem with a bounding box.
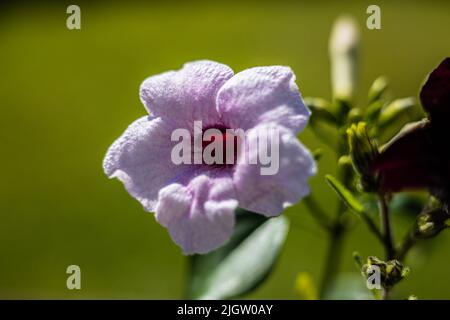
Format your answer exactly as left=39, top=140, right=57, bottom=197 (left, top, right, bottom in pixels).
left=381, top=288, right=390, bottom=300
left=319, top=221, right=345, bottom=298
left=378, top=193, right=394, bottom=300
left=379, top=194, right=395, bottom=260
left=395, top=231, right=416, bottom=261
left=319, top=138, right=351, bottom=298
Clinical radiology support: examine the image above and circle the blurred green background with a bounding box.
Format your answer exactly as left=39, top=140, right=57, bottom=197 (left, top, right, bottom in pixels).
left=1, top=0, right=449, bottom=299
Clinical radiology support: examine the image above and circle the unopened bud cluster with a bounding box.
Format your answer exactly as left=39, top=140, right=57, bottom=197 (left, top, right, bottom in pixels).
left=361, top=256, right=409, bottom=289
left=414, top=207, right=449, bottom=239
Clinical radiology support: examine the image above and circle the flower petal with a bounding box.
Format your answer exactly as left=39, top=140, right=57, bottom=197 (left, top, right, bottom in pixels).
left=155, top=171, right=238, bottom=254
left=103, top=116, right=195, bottom=212
left=371, top=120, right=446, bottom=193
left=140, top=60, right=234, bottom=127
left=233, top=124, right=316, bottom=216
left=217, top=66, right=310, bottom=134
left=420, top=57, right=450, bottom=124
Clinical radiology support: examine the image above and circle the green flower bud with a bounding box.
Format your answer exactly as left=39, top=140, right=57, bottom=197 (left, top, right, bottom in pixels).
left=365, top=100, right=384, bottom=123
left=304, top=97, right=338, bottom=124
left=368, top=76, right=389, bottom=104
left=338, top=155, right=352, bottom=167
left=378, top=97, right=415, bottom=128
left=346, top=122, right=379, bottom=191
left=348, top=108, right=363, bottom=123
left=362, top=256, right=409, bottom=289
left=414, top=208, right=449, bottom=239
left=384, top=260, right=410, bottom=288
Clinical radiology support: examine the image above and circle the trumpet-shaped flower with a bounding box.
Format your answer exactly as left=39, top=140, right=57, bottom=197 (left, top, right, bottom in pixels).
left=372, top=58, right=450, bottom=203
left=103, top=60, right=315, bottom=254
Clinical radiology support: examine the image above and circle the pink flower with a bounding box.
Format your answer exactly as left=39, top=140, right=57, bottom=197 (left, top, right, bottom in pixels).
left=103, top=60, right=315, bottom=254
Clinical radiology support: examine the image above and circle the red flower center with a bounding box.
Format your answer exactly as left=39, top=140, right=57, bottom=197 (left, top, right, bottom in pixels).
left=201, top=126, right=239, bottom=167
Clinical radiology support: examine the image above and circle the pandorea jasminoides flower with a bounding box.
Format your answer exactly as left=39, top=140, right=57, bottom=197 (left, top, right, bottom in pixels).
left=103, top=60, right=315, bottom=254
left=371, top=58, right=450, bottom=203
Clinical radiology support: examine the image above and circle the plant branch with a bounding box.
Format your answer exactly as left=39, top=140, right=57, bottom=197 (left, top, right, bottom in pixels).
left=319, top=138, right=351, bottom=299
left=395, top=231, right=416, bottom=261
left=319, top=219, right=345, bottom=298
left=379, top=193, right=395, bottom=260
left=378, top=193, right=395, bottom=300
left=381, top=288, right=390, bottom=300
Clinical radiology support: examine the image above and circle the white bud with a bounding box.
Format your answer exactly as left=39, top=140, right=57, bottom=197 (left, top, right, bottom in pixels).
left=329, top=16, right=360, bottom=103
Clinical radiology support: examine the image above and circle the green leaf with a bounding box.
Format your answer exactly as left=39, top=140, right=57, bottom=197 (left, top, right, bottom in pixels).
left=325, top=174, right=364, bottom=214
left=186, top=210, right=289, bottom=299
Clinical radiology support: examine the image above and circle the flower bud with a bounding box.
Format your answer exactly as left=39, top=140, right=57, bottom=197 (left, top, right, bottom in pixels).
left=304, top=97, right=338, bottom=124
left=378, top=97, right=415, bottom=128
left=365, top=100, right=384, bottom=123
left=414, top=207, right=449, bottom=239
left=384, top=260, right=410, bottom=287
left=362, top=256, right=409, bottom=289
left=329, top=16, right=360, bottom=105
left=368, top=76, right=389, bottom=104
left=346, top=122, right=379, bottom=191
left=338, top=155, right=352, bottom=167
left=348, top=108, right=363, bottom=123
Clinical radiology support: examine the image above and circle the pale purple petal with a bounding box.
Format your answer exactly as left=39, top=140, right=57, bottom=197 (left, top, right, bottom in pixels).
left=233, top=124, right=316, bottom=217
left=103, top=116, right=195, bottom=212
left=140, top=60, right=234, bottom=127
left=217, top=66, right=310, bottom=133
left=105, top=61, right=316, bottom=254
left=156, top=172, right=238, bottom=254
